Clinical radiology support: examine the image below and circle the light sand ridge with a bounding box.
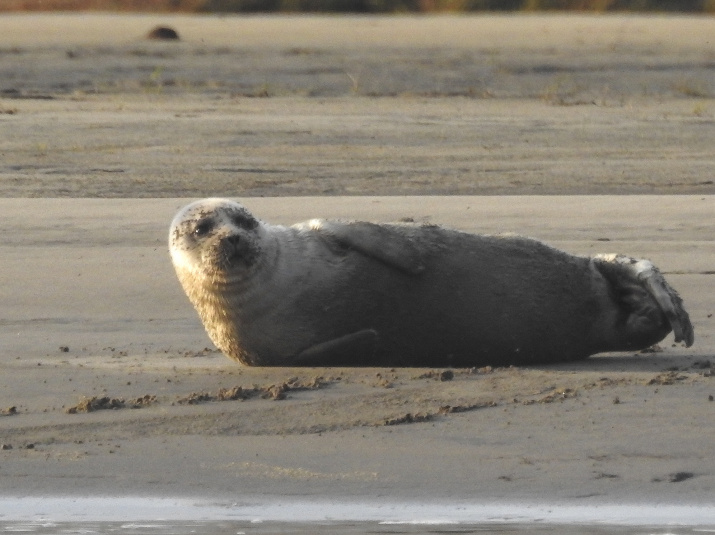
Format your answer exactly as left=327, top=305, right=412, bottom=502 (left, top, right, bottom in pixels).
left=0, top=197, right=712, bottom=503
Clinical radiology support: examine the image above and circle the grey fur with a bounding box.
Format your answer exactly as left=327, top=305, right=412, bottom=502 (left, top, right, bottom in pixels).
left=169, top=198, right=693, bottom=367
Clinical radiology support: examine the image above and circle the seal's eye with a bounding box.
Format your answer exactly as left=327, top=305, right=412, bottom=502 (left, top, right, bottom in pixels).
left=193, top=219, right=214, bottom=237
left=231, top=213, right=258, bottom=230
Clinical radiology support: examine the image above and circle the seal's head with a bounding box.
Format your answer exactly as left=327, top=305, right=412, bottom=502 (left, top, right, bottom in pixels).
left=169, top=198, right=262, bottom=287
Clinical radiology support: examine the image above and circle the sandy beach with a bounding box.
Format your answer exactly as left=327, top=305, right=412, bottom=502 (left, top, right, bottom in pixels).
left=0, top=13, right=714, bottom=526
left=0, top=194, right=713, bottom=506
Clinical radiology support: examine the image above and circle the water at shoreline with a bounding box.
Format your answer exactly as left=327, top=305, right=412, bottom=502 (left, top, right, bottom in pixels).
left=0, top=498, right=713, bottom=534
left=1, top=521, right=713, bottom=535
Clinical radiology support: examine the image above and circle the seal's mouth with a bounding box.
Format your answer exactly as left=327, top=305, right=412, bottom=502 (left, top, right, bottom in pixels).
left=212, top=232, right=258, bottom=272
left=218, top=234, right=241, bottom=268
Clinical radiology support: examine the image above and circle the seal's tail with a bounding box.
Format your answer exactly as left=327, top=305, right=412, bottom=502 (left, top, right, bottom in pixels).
left=594, top=254, right=694, bottom=347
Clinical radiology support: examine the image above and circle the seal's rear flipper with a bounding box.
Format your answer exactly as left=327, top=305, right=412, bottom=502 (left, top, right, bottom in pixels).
left=295, top=329, right=379, bottom=366
left=594, top=254, right=694, bottom=347
left=302, top=220, right=425, bottom=275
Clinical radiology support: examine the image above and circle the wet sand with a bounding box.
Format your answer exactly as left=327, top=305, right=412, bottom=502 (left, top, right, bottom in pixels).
left=1, top=14, right=714, bottom=197
left=0, top=195, right=713, bottom=508
left=0, top=13, right=713, bottom=522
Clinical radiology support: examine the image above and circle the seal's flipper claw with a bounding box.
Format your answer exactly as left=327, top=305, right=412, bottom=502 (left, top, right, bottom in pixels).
left=594, top=254, right=694, bottom=347
left=303, top=220, right=425, bottom=275
left=295, top=329, right=379, bottom=366
left=638, top=264, right=694, bottom=347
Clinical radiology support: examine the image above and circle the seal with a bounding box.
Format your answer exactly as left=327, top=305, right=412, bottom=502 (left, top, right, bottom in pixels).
left=169, top=198, right=694, bottom=367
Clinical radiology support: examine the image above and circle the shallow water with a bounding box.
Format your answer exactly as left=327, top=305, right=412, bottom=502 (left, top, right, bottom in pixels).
left=1, top=521, right=714, bottom=535
left=1, top=520, right=713, bottom=535
left=1, top=498, right=714, bottom=534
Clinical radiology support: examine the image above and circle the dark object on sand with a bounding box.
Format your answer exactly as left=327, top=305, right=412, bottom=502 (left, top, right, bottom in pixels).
left=147, top=26, right=180, bottom=40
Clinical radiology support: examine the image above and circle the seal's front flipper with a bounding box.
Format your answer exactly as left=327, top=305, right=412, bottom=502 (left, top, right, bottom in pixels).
left=304, top=220, right=425, bottom=275
left=594, top=254, right=694, bottom=347
left=295, top=329, right=379, bottom=366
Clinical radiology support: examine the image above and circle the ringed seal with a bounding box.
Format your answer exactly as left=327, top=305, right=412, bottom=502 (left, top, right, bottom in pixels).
left=169, top=198, right=694, bottom=367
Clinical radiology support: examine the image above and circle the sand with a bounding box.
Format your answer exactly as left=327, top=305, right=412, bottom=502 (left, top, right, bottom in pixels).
left=1, top=195, right=713, bottom=507
left=0, top=13, right=714, bottom=521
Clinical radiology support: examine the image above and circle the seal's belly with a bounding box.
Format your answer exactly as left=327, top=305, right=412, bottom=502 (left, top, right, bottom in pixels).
left=237, top=238, right=598, bottom=367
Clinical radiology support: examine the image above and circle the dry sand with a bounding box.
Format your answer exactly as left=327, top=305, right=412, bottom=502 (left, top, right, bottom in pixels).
left=0, top=13, right=713, bottom=514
